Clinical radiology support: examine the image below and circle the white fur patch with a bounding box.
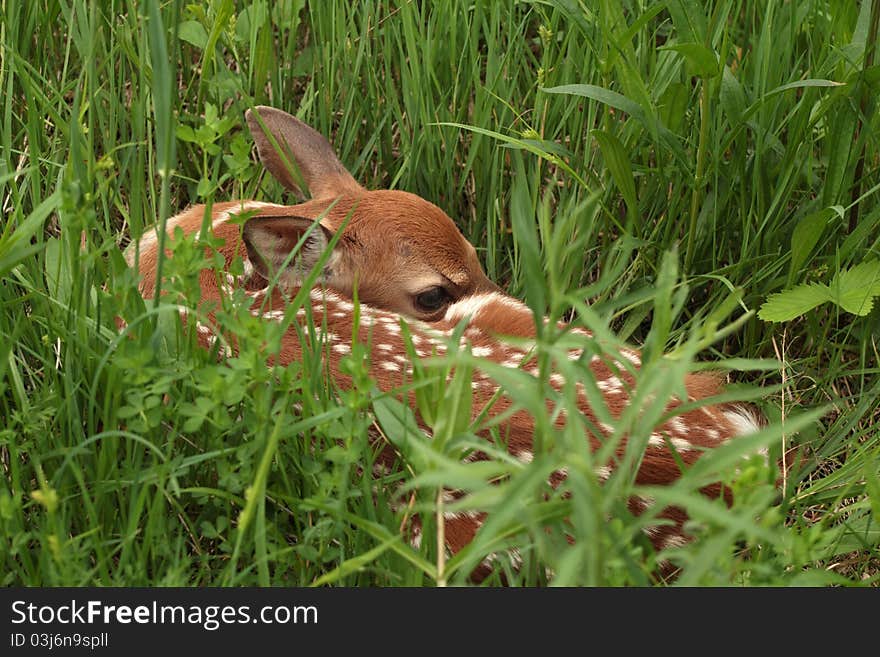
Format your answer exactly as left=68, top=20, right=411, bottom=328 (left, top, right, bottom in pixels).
left=724, top=405, right=767, bottom=458
left=596, top=376, right=623, bottom=393
left=444, top=294, right=490, bottom=323
left=724, top=406, right=761, bottom=437
left=620, top=349, right=641, bottom=366
left=661, top=534, right=688, bottom=550
left=516, top=450, right=534, bottom=464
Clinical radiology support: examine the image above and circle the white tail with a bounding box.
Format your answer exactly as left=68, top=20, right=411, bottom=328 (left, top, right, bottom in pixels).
left=129, top=108, right=762, bottom=579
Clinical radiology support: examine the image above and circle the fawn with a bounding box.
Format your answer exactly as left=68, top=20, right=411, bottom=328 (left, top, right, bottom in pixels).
left=126, top=106, right=499, bottom=320
left=128, top=106, right=763, bottom=579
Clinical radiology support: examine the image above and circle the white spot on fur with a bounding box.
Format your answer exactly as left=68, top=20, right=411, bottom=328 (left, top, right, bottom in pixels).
left=620, top=349, right=641, bottom=366
left=669, top=437, right=693, bottom=452
left=648, top=433, right=694, bottom=452
left=597, top=376, right=623, bottom=393
left=317, top=331, right=338, bottom=343
left=444, top=510, right=481, bottom=522
left=508, top=547, right=524, bottom=568
left=668, top=417, right=688, bottom=435
left=661, top=534, right=688, bottom=550
left=594, top=465, right=612, bottom=481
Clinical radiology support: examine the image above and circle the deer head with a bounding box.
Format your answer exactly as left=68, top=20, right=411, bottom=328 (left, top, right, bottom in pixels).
left=127, top=107, right=498, bottom=322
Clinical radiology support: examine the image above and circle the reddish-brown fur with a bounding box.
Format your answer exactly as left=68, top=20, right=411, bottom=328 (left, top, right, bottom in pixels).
left=129, top=107, right=762, bottom=579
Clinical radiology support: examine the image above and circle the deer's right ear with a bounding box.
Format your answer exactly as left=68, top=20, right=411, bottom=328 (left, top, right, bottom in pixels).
left=245, top=106, right=363, bottom=200
left=242, top=215, right=337, bottom=287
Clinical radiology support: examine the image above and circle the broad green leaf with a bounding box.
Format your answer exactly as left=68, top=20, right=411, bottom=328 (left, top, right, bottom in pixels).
left=831, top=260, right=880, bottom=316
left=591, top=129, right=637, bottom=221
left=761, top=260, right=880, bottom=321
left=720, top=67, right=748, bottom=124
left=175, top=124, right=197, bottom=143
left=758, top=283, right=831, bottom=321
left=789, top=208, right=833, bottom=278
left=666, top=0, right=708, bottom=43
left=372, top=395, right=430, bottom=470
left=822, top=102, right=856, bottom=208
left=178, top=20, right=208, bottom=50
left=657, top=82, right=689, bottom=132
left=661, top=43, right=720, bottom=78
left=43, top=238, right=71, bottom=307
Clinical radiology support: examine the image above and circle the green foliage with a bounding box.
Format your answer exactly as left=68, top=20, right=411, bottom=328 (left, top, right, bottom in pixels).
left=0, top=0, right=878, bottom=586
left=759, top=260, right=880, bottom=321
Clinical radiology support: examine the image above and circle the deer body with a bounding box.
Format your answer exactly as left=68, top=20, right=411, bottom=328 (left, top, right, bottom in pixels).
left=129, top=107, right=761, bottom=576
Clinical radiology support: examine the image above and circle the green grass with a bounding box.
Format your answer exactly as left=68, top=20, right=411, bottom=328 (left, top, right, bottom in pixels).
left=1, top=0, right=878, bottom=586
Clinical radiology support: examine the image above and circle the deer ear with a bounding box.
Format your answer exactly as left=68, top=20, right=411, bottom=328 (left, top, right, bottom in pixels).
left=242, top=215, right=336, bottom=287
left=245, top=106, right=363, bottom=200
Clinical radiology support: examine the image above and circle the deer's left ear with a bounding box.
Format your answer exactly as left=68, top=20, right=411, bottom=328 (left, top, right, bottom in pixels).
left=242, top=215, right=336, bottom=286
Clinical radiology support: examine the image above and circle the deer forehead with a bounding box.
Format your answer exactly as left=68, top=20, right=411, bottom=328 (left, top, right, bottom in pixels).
left=335, top=190, right=479, bottom=282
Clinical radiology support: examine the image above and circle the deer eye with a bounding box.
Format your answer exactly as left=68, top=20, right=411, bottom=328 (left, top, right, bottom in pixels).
left=415, top=286, right=451, bottom=313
